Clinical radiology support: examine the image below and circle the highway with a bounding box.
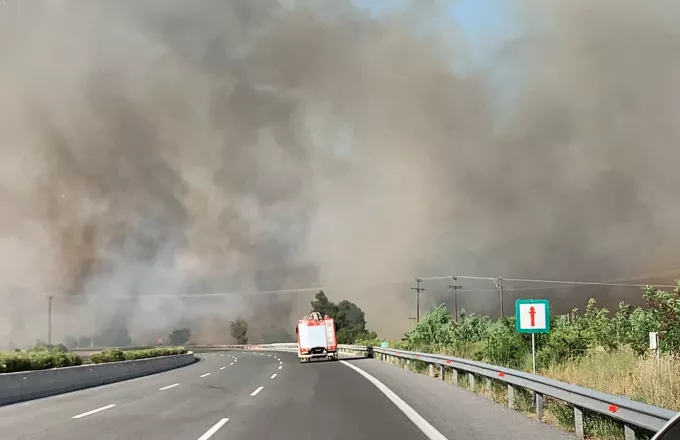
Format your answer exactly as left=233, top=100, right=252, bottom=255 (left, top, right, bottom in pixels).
left=0, top=351, right=575, bottom=439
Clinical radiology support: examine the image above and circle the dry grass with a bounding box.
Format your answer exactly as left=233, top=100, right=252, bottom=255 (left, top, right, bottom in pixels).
left=542, top=347, right=680, bottom=411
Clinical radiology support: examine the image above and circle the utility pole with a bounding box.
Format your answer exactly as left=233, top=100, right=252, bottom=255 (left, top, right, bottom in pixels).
left=47, top=295, right=54, bottom=345
left=411, top=278, right=425, bottom=323
left=449, top=277, right=462, bottom=322
left=495, top=277, right=504, bottom=318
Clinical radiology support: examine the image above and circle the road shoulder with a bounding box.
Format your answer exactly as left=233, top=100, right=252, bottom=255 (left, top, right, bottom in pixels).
left=343, top=358, right=575, bottom=440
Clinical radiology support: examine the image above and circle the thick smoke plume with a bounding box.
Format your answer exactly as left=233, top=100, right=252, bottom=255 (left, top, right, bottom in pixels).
left=0, top=0, right=679, bottom=344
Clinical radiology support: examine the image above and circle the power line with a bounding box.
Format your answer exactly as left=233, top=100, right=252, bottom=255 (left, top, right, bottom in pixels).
left=415, top=274, right=677, bottom=289
left=46, top=279, right=416, bottom=299
left=44, top=273, right=678, bottom=301
left=418, top=275, right=494, bottom=282
left=502, top=277, right=676, bottom=289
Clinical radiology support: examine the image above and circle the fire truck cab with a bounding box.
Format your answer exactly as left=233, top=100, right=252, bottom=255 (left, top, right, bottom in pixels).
left=295, top=312, right=338, bottom=363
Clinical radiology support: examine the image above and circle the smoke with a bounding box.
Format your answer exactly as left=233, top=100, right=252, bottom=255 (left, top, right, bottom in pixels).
left=1, top=0, right=679, bottom=344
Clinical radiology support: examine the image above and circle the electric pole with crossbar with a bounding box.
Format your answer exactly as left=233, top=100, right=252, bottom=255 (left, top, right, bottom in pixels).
left=411, top=278, right=425, bottom=323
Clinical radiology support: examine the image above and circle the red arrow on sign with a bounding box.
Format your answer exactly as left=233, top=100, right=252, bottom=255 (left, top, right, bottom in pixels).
left=529, top=306, right=536, bottom=327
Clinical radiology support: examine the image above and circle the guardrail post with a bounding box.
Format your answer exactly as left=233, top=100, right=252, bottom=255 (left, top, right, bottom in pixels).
left=439, top=365, right=445, bottom=381
left=485, top=378, right=491, bottom=397
left=451, top=369, right=458, bottom=385
left=624, top=424, right=635, bottom=440
left=508, top=384, right=515, bottom=409
left=468, top=373, right=475, bottom=390
left=428, top=364, right=435, bottom=377
left=405, top=359, right=410, bottom=369
left=574, top=406, right=585, bottom=439
left=535, top=392, right=544, bottom=420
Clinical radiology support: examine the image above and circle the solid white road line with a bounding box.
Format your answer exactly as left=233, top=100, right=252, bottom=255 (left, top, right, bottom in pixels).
left=72, top=404, right=116, bottom=419
left=197, top=418, right=230, bottom=440
left=220, top=366, right=226, bottom=370
left=250, top=386, right=264, bottom=396
left=159, top=383, right=180, bottom=391
left=340, top=361, right=449, bottom=440
left=270, top=373, right=277, bottom=379
left=200, top=373, right=211, bottom=378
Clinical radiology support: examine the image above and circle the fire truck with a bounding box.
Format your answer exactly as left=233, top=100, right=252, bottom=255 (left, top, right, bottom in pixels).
left=295, top=312, right=338, bottom=362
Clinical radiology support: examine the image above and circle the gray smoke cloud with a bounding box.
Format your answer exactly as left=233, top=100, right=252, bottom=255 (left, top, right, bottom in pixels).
left=0, top=0, right=679, bottom=344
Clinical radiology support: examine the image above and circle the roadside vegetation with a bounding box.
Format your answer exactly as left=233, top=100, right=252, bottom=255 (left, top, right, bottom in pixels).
left=0, top=344, right=82, bottom=373
left=0, top=344, right=188, bottom=372
left=89, top=346, right=187, bottom=363
left=363, top=281, right=680, bottom=440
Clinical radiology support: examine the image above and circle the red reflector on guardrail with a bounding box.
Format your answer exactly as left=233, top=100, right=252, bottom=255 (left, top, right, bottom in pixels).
left=498, top=372, right=505, bottom=378
left=609, top=405, right=619, bottom=413
left=446, top=360, right=452, bottom=364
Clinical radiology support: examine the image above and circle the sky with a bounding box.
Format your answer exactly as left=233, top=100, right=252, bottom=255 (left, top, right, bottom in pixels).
left=351, top=0, right=518, bottom=69
left=351, top=0, right=521, bottom=123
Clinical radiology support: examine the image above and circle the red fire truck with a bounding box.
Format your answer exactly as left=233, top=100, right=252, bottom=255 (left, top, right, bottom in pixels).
left=295, top=312, right=338, bottom=363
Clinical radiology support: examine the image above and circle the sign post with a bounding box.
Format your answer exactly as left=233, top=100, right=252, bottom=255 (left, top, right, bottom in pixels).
left=515, top=299, right=550, bottom=375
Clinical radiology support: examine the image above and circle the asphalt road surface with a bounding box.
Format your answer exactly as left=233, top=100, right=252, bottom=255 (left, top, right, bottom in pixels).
left=0, top=351, right=574, bottom=439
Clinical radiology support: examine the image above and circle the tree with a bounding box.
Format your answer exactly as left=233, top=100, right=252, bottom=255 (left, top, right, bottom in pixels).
left=310, top=291, right=374, bottom=344
left=167, top=328, right=191, bottom=346
left=230, top=318, right=248, bottom=344
left=310, top=290, right=338, bottom=318
left=336, top=300, right=366, bottom=329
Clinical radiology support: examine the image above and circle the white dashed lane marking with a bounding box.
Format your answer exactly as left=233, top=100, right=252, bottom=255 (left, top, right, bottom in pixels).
left=197, top=418, right=230, bottom=440
left=72, top=404, right=116, bottom=419
left=250, top=386, right=264, bottom=396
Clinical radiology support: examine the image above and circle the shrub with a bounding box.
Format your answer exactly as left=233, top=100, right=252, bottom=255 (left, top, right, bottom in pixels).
left=0, top=351, right=82, bottom=373
left=90, top=347, right=187, bottom=363
left=27, top=343, right=69, bottom=353
left=536, top=324, right=589, bottom=368
left=406, top=304, right=457, bottom=348
left=484, top=320, right=529, bottom=369
left=454, top=310, right=491, bottom=343
left=90, top=349, right=125, bottom=363
left=122, top=347, right=187, bottom=361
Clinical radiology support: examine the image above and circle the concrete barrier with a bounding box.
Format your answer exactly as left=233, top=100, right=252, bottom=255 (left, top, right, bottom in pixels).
left=0, top=353, right=196, bottom=406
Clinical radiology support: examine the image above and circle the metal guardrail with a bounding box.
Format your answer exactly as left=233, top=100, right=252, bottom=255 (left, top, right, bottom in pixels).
left=368, top=347, right=675, bottom=440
